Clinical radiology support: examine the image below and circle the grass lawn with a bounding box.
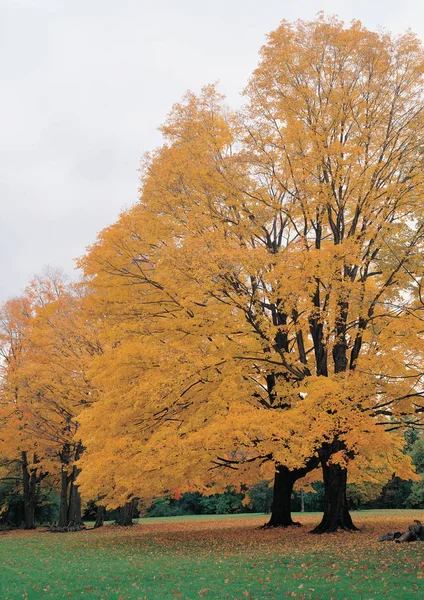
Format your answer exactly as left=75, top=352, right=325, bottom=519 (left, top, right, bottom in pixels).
left=1, top=510, right=424, bottom=599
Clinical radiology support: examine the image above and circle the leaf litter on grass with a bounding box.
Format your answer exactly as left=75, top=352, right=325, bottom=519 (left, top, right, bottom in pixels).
left=1, top=511, right=424, bottom=599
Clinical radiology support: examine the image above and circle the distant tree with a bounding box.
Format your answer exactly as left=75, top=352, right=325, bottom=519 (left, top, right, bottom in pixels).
left=0, top=271, right=100, bottom=528
left=247, top=482, right=273, bottom=514
left=406, top=435, right=424, bottom=507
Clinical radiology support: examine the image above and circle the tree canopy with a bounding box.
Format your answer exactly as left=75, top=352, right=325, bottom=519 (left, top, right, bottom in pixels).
left=2, top=15, right=424, bottom=532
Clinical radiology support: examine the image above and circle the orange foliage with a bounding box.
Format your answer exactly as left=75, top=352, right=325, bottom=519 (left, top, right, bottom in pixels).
left=2, top=17, right=424, bottom=514
left=75, top=17, right=424, bottom=508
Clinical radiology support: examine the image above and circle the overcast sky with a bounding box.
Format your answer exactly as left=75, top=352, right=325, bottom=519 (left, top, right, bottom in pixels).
left=2, top=0, right=424, bottom=302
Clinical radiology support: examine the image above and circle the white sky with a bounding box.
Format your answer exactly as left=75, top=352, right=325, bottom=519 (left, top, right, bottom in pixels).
left=1, top=0, right=424, bottom=302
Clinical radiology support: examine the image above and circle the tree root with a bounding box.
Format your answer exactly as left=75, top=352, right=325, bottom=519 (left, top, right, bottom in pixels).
left=259, top=521, right=302, bottom=530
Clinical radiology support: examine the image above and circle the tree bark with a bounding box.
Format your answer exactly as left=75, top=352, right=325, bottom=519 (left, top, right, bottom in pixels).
left=311, top=446, right=357, bottom=534
left=67, top=442, right=83, bottom=526
left=22, top=451, right=37, bottom=530
left=116, top=500, right=134, bottom=526
left=266, top=467, right=297, bottom=527
left=68, top=465, right=83, bottom=526
left=265, top=457, right=319, bottom=528
left=58, top=442, right=84, bottom=527
left=58, top=467, right=69, bottom=528
left=94, top=505, right=105, bottom=529
left=58, top=443, right=71, bottom=527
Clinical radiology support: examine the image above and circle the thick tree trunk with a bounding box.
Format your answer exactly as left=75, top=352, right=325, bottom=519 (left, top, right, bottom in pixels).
left=67, top=441, right=83, bottom=526
left=68, top=467, right=83, bottom=526
left=94, top=505, right=105, bottom=529
left=265, top=467, right=297, bottom=527
left=22, top=451, right=37, bottom=530
left=58, top=443, right=71, bottom=527
left=311, top=449, right=357, bottom=534
left=58, top=468, right=69, bottom=528
left=116, top=500, right=134, bottom=526
left=264, top=457, right=319, bottom=528
left=58, top=442, right=84, bottom=528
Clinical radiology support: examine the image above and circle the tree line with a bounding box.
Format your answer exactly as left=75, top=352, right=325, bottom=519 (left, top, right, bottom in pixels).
left=2, top=15, right=424, bottom=533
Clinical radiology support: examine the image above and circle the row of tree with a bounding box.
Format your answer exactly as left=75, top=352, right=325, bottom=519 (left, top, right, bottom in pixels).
left=2, top=16, right=424, bottom=533
left=2, top=442, right=424, bottom=529
left=4, top=457, right=424, bottom=529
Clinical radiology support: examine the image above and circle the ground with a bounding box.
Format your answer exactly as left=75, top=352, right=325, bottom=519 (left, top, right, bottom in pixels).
left=1, top=510, right=424, bottom=599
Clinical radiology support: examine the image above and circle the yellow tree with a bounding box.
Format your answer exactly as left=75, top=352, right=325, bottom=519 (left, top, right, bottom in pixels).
left=0, top=270, right=101, bottom=527
left=0, top=295, right=44, bottom=529
left=76, top=16, right=424, bottom=532
left=238, top=15, right=424, bottom=531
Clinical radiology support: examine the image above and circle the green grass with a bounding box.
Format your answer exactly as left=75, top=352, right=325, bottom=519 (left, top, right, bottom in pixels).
left=1, top=511, right=424, bottom=599
left=85, top=512, right=269, bottom=526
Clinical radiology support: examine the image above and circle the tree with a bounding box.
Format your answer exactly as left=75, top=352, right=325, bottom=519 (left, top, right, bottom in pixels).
left=0, top=295, right=45, bottom=529
left=406, top=435, right=424, bottom=506
left=246, top=481, right=273, bottom=514
left=76, top=16, right=424, bottom=532
left=0, top=271, right=100, bottom=528
left=240, top=15, right=424, bottom=531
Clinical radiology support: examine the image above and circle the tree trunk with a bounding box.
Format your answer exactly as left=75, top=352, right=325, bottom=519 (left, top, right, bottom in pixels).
left=300, top=488, right=305, bottom=512
left=58, top=467, right=69, bottom=527
left=311, top=450, right=357, bottom=534
left=58, top=443, right=72, bottom=527
left=94, top=505, right=105, bottom=528
left=116, top=500, right=134, bottom=526
left=266, top=466, right=297, bottom=527
left=68, top=467, right=83, bottom=526
left=67, top=442, right=83, bottom=526
left=22, top=451, right=37, bottom=530
left=58, top=441, right=84, bottom=528
left=264, top=457, right=319, bottom=528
